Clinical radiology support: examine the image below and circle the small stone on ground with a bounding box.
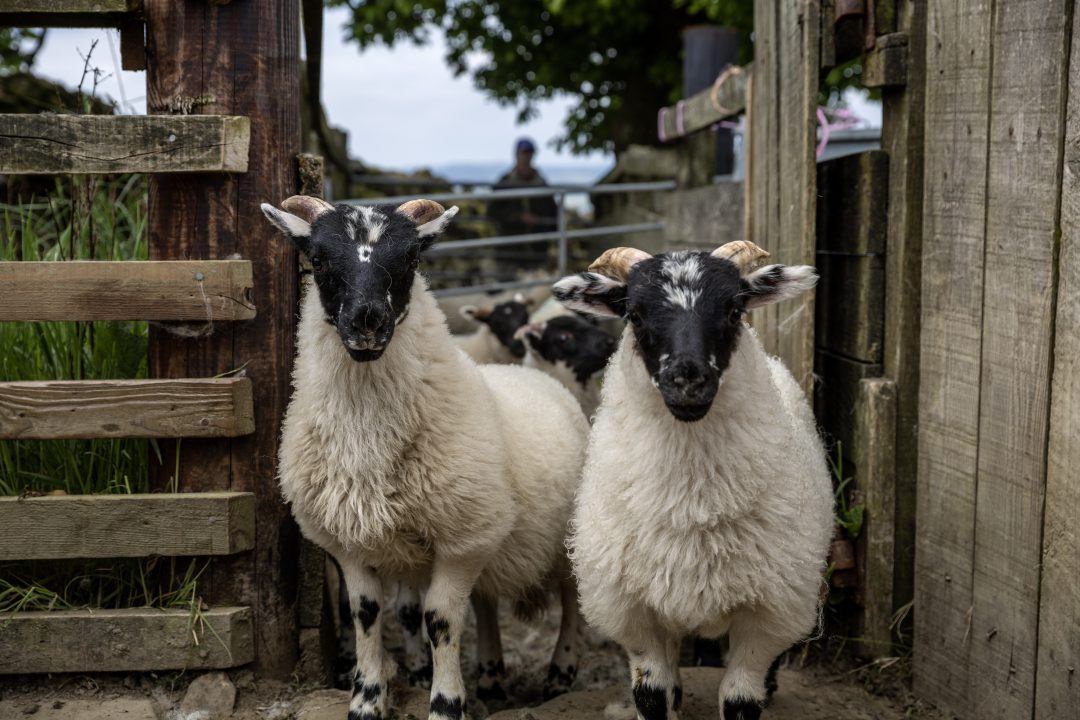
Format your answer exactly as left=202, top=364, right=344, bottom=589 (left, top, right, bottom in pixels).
left=179, top=672, right=237, bottom=719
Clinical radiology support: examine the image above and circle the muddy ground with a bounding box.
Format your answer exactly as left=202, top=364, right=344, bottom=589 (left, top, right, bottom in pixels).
left=0, top=596, right=952, bottom=719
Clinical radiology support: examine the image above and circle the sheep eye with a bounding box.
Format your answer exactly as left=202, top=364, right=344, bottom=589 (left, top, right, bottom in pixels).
left=310, top=256, right=324, bottom=272
left=628, top=310, right=643, bottom=327
left=558, top=332, right=573, bottom=345
left=729, top=306, right=743, bottom=324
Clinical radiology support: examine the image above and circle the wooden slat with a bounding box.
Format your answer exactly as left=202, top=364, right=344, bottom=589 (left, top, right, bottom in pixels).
left=0, top=0, right=139, bottom=28
left=880, top=0, right=927, bottom=639
left=816, top=151, right=889, bottom=364
left=967, top=1, right=1070, bottom=717
left=0, top=378, right=254, bottom=440
left=862, top=32, right=909, bottom=88
left=853, top=378, right=896, bottom=657
left=657, top=63, right=750, bottom=141
left=814, top=349, right=882, bottom=457
left=0, top=114, right=249, bottom=174
left=1036, top=8, right=1080, bottom=715
left=0, top=607, right=253, bottom=673
left=913, top=0, right=993, bottom=711
left=0, top=260, right=255, bottom=321
left=0, top=492, right=255, bottom=560
left=774, top=0, right=820, bottom=394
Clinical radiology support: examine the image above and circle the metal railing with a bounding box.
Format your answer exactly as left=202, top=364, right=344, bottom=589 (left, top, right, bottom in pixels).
left=344, top=180, right=675, bottom=297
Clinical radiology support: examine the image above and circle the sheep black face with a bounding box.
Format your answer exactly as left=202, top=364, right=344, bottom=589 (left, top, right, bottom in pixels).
left=261, top=196, right=457, bottom=362
left=518, top=315, right=617, bottom=385
left=553, top=246, right=816, bottom=422
left=460, top=295, right=534, bottom=358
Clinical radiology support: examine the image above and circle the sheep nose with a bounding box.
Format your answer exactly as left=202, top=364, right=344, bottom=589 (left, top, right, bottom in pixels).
left=671, top=359, right=705, bottom=388
left=350, top=305, right=386, bottom=333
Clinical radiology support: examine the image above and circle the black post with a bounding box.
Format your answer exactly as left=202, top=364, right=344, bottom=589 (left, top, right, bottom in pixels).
left=683, top=26, right=740, bottom=176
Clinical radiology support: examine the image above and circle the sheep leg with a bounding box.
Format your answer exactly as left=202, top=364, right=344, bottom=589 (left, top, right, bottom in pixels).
left=338, top=558, right=393, bottom=720
left=471, top=593, right=508, bottom=704
left=327, top=557, right=357, bottom=689
left=665, top=635, right=683, bottom=714
left=626, top=621, right=680, bottom=720
left=397, top=583, right=432, bottom=687
left=425, top=556, right=483, bottom=720
left=719, top=610, right=794, bottom=720
left=543, top=573, right=583, bottom=699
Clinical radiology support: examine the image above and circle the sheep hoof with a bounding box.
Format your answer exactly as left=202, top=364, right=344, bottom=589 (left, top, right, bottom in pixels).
left=543, top=662, right=577, bottom=700
left=722, top=698, right=764, bottom=720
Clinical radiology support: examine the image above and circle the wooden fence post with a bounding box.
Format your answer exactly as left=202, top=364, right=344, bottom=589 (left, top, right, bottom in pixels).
left=145, top=0, right=301, bottom=678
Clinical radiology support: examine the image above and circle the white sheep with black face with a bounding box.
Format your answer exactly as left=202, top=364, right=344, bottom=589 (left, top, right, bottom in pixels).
left=454, top=293, right=534, bottom=365
left=262, top=196, right=588, bottom=720
left=552, top=241, right=833, bottom=720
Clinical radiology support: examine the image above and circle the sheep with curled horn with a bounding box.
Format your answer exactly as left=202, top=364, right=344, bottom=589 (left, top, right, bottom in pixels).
left=552, top=241, right=832, bottom=720
left=262, top=195, right=589, bottom=719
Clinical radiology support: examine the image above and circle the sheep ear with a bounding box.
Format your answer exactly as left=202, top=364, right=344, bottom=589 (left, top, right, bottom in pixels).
left=396, top=199, right=459, bottom=239
left=552, top=272, right=627, bottom=318
left=459, top=304, right=492, bottom=323
left=740, top=265, right=818, bottom=309
left=261, top=203, right=313, bottom=254
left=416, top=206, right=459, bottom=238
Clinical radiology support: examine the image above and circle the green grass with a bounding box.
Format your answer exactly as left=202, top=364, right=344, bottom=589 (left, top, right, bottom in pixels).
left=0, top=175, right=152, bottom=496
left=0, top=175, right=209, bottom=614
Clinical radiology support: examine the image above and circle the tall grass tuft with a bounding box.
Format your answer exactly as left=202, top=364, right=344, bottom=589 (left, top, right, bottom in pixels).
left=0, top=175, right=207, bottom=614
left=0, top=174, right=152, bottom=496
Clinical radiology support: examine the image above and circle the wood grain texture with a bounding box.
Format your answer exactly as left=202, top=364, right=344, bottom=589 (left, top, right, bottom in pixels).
left=0, top=377, right=254, bottom=440
left=814, top=350, right=883, bottom=460
left=0, top=114, right=248, bottom=174
left=967, top=1, right=1071, bottom=717
left=145, top=0, right=301, bottom=677
left=862, top=32, right=909, bottom=88
left=0, top=260, right=255, bottom=321
left=774, top=0, right=820, bottom=394
left=0, top=607, right=253, bottom=673
left=0, top=492, right=254, bottom=560
left=2, top=0, right=135, bottom=12
left=853, top=378, right=897, bottom=657
left=0, top=0, right=138, bottom=29
left=880, top=0, right=926, bottom=637
left=815, top=151, right=889, bottom=364
left=913, top=0, right=993, bottom=712
left=658, top=63, right=750, bottom=141
left=1036, top=9, right=1080, bottom=715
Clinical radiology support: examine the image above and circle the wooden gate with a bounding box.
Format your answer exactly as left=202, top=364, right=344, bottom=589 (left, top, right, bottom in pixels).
left=0, top=0, right=300, bottom=677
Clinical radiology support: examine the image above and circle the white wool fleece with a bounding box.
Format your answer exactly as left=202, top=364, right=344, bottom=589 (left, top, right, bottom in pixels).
left=570, top=324, right=834, bottom=645
left=454, top=324, right=520, bottom=365
left=280, top=275, right=588, bottom=601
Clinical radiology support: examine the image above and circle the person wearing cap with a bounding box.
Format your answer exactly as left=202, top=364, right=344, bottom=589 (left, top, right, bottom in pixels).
left=489, top=138, right=559, bottom=273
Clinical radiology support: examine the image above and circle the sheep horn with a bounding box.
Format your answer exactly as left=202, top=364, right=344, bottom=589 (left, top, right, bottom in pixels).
left=396, top=199, right=447, bottom=226
left=711, top=241, right=770, bottom=274
left=281, top=195, right=334, bottom=224
left=588, top=247, right=652, bottom=281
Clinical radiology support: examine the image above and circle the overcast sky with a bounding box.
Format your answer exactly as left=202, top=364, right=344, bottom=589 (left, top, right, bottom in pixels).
left=26, top=8, right=879, bottom=178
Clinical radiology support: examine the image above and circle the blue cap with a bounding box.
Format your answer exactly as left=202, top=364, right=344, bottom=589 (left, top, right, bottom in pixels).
left=515, top=137, right=536, bottom=153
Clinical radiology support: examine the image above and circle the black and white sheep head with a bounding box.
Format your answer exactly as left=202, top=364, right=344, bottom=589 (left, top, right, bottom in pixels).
left=459, top=292, right=535, bottom=359
left=515, top=314, right=618, bottom=386
left=552, top=241, right=817, bottom=422
left=261, top=195, right=458, bottom=362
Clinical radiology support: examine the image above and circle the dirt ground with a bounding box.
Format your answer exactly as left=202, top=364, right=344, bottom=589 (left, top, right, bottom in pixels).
left=0, top=596, right=951, bottom=719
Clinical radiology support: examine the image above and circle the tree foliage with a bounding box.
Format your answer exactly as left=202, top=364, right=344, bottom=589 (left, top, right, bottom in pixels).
left=0, top=29, right=46, bottom=76
left=329, top=0, right=752, bottom=154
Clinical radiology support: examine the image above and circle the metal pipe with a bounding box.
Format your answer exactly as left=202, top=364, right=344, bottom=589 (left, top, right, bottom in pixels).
left=556, top=192, right=569, bottom=276
left=427, top=221, right=665, bottom=254
left=342, top=180, right=677, bottom=207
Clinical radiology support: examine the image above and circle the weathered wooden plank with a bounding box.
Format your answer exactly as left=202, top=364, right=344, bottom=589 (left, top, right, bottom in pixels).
left=748, top=0, right=780, bottom=356
left=0, top=114, right=249, bottom=174
left=814, top=349, right=882, bottom=458
left=146, top=0, right=301, bottom=677
left=0, top=378, right=254, bottom=440
left=912, top=0, right=994, bottom=712
left=0, top=260, right=255, bottom=321
left=660, top=182, right=743, bottom=253
left=0, top=492, right=255, bottom=560
left=1035, top=8, right=1080, bottom=716
left=967, top=2, right=1071, bottom=717
left=774, top=0, right=820, bottom=394
left=815, top=151, right=889, bottom=364
left=853, top=378, right=896, bottom=657
left=657, top=63, right=750, bottom=142
left=862, top=32, right=908, bottom=88
left=880, top=0, right=927, bottom=642
left=0, top=0, right=139, bottom=28
left=0, top=607, right=253, bottom=673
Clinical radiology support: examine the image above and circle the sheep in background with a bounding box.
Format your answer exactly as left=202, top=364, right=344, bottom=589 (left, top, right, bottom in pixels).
left=552, top=242, right=833, bottom=720
left=454, top=293, right=533, bottom=364
left=262, top=195, right=588, bottom=720
left=516, top=314, right=617, bottom=421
